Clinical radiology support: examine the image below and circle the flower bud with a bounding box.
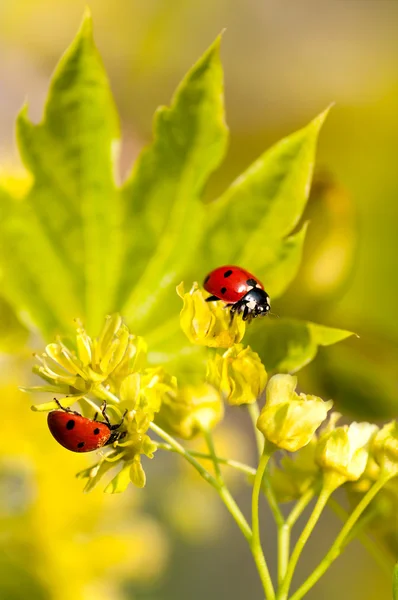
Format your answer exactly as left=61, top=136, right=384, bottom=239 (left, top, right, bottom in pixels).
left=207, top=344, right=267, bottom=406
left=257, top=374, right=332, bottom=452
left=177, top=282, right=245, bottom=348
left=156, top=383, right=224, bottom=440
left=372, top=421, right=398, bottom=475
left=316, top=421, right=378, bottom=486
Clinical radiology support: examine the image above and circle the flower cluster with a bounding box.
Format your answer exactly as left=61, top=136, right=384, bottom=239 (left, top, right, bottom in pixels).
left=28, top=284, right=398, bottom=509
left=28, top=315, right=174, bottom=491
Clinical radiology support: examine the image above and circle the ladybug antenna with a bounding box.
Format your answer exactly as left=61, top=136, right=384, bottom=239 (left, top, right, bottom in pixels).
left=268, top=311, right=280, bottom=319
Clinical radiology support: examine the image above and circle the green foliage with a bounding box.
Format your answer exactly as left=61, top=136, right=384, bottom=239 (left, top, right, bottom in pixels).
left=119, top=34, right=228, bottom=330
left=0, top=10, right=349, bottom=375
left=201, top=109, right=329, bottom=298
left=246, top=318, right=353, bottom=374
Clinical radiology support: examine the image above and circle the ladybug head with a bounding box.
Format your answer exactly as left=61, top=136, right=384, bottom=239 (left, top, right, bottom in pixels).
left=242, top=288, right=271, bottom=318
left=254, top=301, right=271, bottom=317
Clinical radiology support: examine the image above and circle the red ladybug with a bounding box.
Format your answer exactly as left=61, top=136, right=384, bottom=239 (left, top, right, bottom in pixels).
left=203, top=265, right=270, bottom=322
left=47, top=400, right=127, bottom=453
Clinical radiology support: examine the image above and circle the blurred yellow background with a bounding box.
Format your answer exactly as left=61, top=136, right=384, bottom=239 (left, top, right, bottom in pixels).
left=0, top=1, right=397, bottom=598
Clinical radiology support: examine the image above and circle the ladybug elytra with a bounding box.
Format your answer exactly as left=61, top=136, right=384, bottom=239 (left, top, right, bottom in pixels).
left=47, top=399, right=127, bottom=453
left=203, top=265, right=270, bottom=322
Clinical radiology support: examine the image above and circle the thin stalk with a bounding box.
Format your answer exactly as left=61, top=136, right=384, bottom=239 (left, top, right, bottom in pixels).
left=277, top=483, right=319, bottom=586
left=202, top=427, right=252, bottom=541
left=286, top=485, right=318, bottom=529
left=278, top=523, right=290, bottom=585
left=277, top=484, right=334, bottom=600
left=151, top=423, right=252, bottom=541
left=251, top=444, right=276, bottom=600
left=327, top=497, right=394, bottom=578
left=248, top=401, right=284, bottom=527
left=156, top=442, right=256, bottom=477
left=202, top=427, right=223, bottom=484
left=149, top=422, right=218, bottom=489
left=248, top=401, right=264, bottom=456
left=290, top=474, right=392, bottom=600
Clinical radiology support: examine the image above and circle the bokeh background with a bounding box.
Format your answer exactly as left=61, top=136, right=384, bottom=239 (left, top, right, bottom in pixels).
left=1, top=1, right=398, bottom=599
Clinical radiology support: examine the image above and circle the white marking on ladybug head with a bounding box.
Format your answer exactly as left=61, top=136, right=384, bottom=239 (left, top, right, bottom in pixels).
left=247, top=300, right=257, bottom=310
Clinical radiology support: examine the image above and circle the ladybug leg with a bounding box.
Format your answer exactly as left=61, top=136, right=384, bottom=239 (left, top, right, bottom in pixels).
left=106, top=430, right=128, bottom=446
left=242, top=305, right=250, bottom=321
left=229, top=302, right=239, bottom=325
left=110, top=409, right=128, bottom=431
left=205, top=295, right=220, bottom=303
left=54, top=398, right=80, bottom=416
left=100, top=400, right=112, bottom=428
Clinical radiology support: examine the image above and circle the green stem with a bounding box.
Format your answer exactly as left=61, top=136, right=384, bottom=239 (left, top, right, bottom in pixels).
left=277, top=484, right=318, bottom=586
left=290, top=474, right=392, bottom=600
left=156, top=442, right=256, bottom=477
left=248, top=402, right=284, bottom=527
left=248, top=401, right=264, bottom=456
left=202, top=428, right=252, bottom=542
left=149, top=422, right=218, bottom=489
left=202, top=427, right=224, bottom=484
left=218, top=486, right=253, bottom=542
left=278, top=523, right=290, bottom=585
left=286, top=484, right=318, bottom=529
left=151, top=423, right=252, bottom=542
left=97, top=385, right=120, bottom=403
left=251, top=443, right=276, bottom=600
left=278, top=484, right=334, bottom=600
left=327, top=497, right=393, bottom=577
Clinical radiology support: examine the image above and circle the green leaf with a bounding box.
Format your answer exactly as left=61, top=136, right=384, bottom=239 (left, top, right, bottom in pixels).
left=119, top=35, right=228, bottom=329
left=201, top=109, right=329, bottom=293
left=393, top=563, right=398, bottom=600
left=4, top=10, right=122, bottom=335
left=0, top=189, right=81, bottom=336
left=246, top=318, right=354, bottom=374
left=255, top=223, right=308, bottom=298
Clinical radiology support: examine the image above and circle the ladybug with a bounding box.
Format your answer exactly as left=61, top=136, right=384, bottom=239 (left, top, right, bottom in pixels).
left=47, top=399, right=127, bottom=453
left=203, top=265, right=270, bottom=322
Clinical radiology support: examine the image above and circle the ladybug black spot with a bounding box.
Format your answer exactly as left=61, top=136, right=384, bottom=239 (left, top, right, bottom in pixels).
left=66, top=419, right=75, bottom=430
left=224, top=269, right=233, bottom=278
left=93, top=428, right=100, bottom=435
left=247, top=278, right=257, bottom=287
left=77, top=442, right=85, bottom=449
left=204, top=275, right=210, bottom=284
left=221, top=287, right=227, bottom=295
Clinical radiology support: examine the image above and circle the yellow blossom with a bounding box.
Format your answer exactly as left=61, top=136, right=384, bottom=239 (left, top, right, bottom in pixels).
left=177, top=282, right=245, bottom=348
left=206, top=344, right=267, bottom=406
left=316, top=421, right=378, bottom=486
left=257, top=374, right=332, bottom=452
left=372, top=421, right=398, bottom=475
left=156, top=383, right=224, bottom=439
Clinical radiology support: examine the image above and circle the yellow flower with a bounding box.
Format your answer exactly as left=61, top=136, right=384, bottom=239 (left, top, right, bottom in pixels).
left=30, top=314, right=147, bottom=412
left=372, top=421, right=398, bottom=475
left=177, top=282, right=245, bottom=348
left=316, top=421, right=378, bottom=486
left=257, top=374, right=332, bottom=452
left=207, top=344, right=267, bottom=406
left=156, top=383, right=224, bottom=439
